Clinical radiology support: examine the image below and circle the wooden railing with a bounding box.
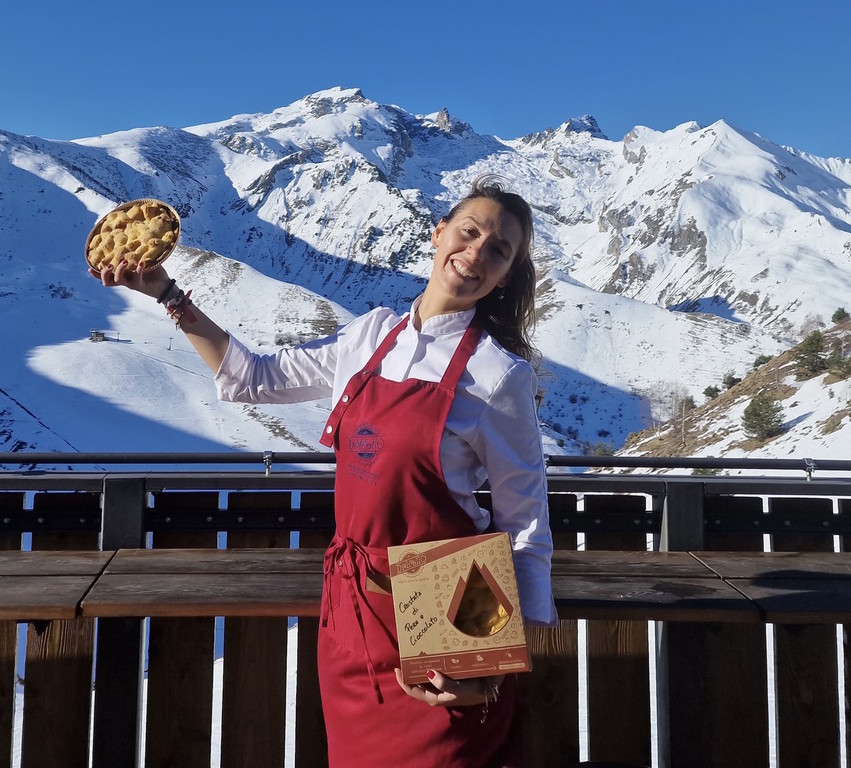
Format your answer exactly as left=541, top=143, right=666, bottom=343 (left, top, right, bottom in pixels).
left=2, top=453, right=851, bottom=768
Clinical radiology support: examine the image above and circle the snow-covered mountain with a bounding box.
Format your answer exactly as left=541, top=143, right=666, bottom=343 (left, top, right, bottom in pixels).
left=3, top=86, right=851, bottom=466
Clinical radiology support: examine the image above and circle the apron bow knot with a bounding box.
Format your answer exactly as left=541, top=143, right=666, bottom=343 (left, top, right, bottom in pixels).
left=323, top=534, right=386, bottom=702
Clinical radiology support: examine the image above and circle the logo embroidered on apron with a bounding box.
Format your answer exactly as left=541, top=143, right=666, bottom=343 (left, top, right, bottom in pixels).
left=345, top=422, right=385, bottom=484
left=348, top=423, right=384, bottom=460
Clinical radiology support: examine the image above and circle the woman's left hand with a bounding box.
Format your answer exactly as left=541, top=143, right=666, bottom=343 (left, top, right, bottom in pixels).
left=394, top=668, right=504, bottom=708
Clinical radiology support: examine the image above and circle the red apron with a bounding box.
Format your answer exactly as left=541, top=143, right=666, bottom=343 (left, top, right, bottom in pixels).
left=317, top=314, right=520, bottom=767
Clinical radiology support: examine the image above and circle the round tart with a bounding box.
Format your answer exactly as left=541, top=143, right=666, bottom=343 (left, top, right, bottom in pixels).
left=85, top=198, right=180, bottom=276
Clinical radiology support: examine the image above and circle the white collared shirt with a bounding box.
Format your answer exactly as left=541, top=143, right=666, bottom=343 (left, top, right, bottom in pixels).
left=215, top=298, right=558, bottom=626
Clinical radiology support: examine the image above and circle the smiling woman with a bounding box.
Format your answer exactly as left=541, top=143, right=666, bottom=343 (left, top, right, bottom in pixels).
left=422, top=176, right=539, bottom=365
left=93, top=175, right=557, bottom=767
left=425, top=197, right=519, bottom=312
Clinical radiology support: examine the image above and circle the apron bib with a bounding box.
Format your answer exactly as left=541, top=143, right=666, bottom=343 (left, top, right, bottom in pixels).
left=317, top=315, right=520, bottom=767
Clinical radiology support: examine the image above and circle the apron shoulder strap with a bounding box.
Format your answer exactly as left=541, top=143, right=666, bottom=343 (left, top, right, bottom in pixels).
left=440, top=318, right=482, bottom=390
left=319, top=315, right=409, bottom=447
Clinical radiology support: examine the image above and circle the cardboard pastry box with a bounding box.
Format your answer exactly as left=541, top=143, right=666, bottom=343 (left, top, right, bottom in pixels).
left=388, top=532, right=531, bottom=684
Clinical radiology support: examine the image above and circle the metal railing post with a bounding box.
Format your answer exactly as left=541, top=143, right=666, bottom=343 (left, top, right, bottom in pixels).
left=660, top=481, right=705, bottom=552
left=656, top=480, right=706, bottom=768
left=91, top=476, right=147, bottom=768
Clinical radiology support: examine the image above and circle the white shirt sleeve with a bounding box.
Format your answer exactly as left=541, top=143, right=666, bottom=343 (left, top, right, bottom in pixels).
left=214, top=332, right=339, bottom=404
left=471, top=362, right=558, bottom=627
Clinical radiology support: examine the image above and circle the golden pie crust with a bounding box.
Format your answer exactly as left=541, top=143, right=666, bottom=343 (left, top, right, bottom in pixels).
left=85, top=199, right=180, bottom=276
left=452, top=566, right=511, bottom=637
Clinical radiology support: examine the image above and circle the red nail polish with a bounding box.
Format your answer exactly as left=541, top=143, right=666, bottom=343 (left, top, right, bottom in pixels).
left=426, top=670, right=435, bottom=680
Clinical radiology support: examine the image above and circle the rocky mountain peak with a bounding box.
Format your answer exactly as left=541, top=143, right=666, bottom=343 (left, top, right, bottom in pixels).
left=2, top=88, right=851, bottom=461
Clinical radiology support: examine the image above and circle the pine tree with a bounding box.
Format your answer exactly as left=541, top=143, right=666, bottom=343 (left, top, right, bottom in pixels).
left=795, top=331, right=828, bottom=378
left=742, top=393, right=784, bottom=439
left=722, top=371, right=742, bottom=389
left=827, top=337, right=851, bottom=378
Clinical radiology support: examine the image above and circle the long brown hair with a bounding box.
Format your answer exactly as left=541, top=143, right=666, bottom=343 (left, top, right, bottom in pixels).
left=442, top=176, right=539, bottom=366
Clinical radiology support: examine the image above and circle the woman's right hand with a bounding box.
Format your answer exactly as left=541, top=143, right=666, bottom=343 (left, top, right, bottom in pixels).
left=92, top=258, right=231, bottom=373
left=92, top=261, right=173, bottom=301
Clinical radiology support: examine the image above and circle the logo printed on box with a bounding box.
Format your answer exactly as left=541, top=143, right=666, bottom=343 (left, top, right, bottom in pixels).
left=395, top=551, right=428, bottom=576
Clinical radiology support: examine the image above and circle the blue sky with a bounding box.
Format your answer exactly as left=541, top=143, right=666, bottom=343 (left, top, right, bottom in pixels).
left=2, top=0, right=849, bottom=158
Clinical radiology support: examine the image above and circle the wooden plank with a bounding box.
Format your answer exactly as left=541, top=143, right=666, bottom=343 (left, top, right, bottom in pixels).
left=584, top=494, right=652, bottom=767
left=0, top=550, right=111, bottom=621
left=0, top=576, right=103, bottom=621
left=81, top=547, right=324, bottom=618
left=0, top=549, right=112, bottom=576
left=0, top=495, right=21, bottom=768
left=145, top=615, right=215, bottom=768
left=552, top=573, right=759, bottom=623
left=145, top=493, right=217, bottom=768
left=0, top=620, right=13, bottom=768
left=518, top=530, right=579, bottom=767
left=688, top=498, right=771, bottom=768
left=695, top=550, right=851, bottom=580
left=666, top=622, right=770, bottom=768
left=101, top=546, right=325, bottom=573
left=551, top=548, right=710, bottom=575
left=294, top=493, right=334, bottom=768
left=518, top=621, right=580, bottom=767
left=22, top=497, right=98, bottom=768
left=727, top=577, right=851, bottom=624
left=774, top=623, right=841, bottom=767
left=698, top=550, right=851, bottom=623
left=222, top=614, right=288, bottom=768
left=22, top=617, right=95, bottom=768
left=295, top=612, right=326, bottom=768
left=75, top=548, right=753, bottom=620
left=77, top=547, right=812, bottom=623
left=772, top=504, right=841, bottom=768
left=586, top=617, right=651, bottom=766
left=220, top=494, right=292, bottom=768
left=82, top=571, right=323, bottom=618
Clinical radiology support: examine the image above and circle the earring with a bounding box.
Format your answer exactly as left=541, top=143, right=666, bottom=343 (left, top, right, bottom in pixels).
left=497, top=287, right=505, bottom=300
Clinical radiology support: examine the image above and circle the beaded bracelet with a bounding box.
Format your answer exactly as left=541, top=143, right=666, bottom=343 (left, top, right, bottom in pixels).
left=165, top=288, right=197, bottom=327
left=156, top=278, right=177, bottom=304
left=165, top=288, right=185, bottom=311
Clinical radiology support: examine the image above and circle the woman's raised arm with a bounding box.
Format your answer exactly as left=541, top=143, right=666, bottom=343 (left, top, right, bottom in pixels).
left=93, top=261, right=230, bottom=374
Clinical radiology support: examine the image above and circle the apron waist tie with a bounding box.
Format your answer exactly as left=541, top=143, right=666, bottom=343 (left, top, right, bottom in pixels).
left=323, top=536, right=386, bottom=703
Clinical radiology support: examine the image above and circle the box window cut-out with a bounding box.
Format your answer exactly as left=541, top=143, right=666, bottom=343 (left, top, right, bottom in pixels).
left=448, top=561, right=512, bottom=637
